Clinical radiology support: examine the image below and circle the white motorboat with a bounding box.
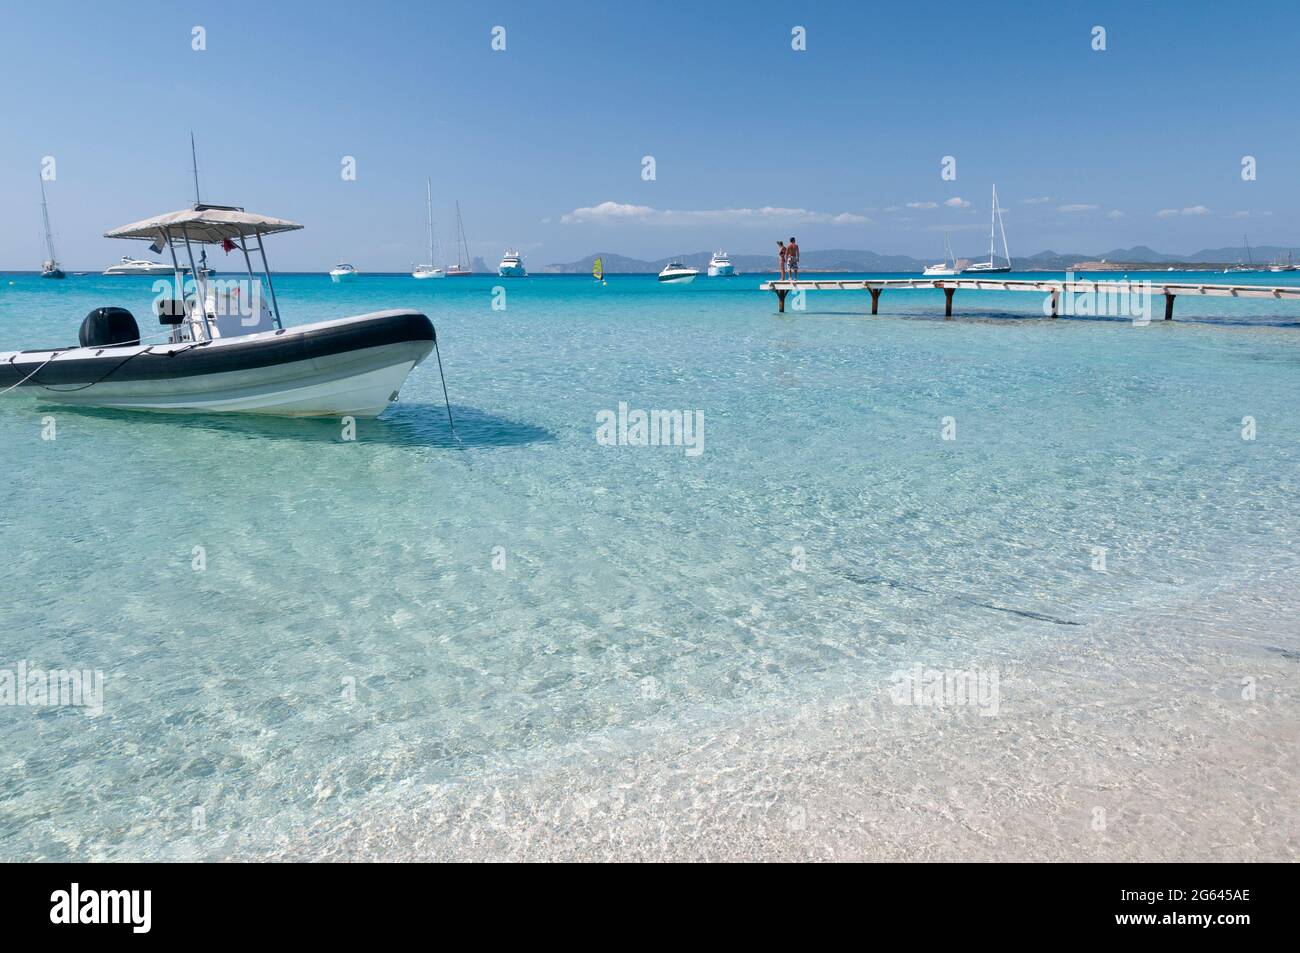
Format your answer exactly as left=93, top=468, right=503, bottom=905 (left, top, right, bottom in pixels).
left=329, top=263, right=358, bottom=282
left=39, top=178, right=65, bottom=279
left=707, top=251, right=736, bottom=277
left=412, top=179, right=445, bottom=279
left=923, top=233, right=962, bottom=276
left=498, top=250, right=526, bottom=277
left=658, top=261, right=699, bottom=284
left=0, top=204, right=437, bottom=417
left=104, top=257, right=181, bottom=276
left=963, top=185, right=1012, bottom=274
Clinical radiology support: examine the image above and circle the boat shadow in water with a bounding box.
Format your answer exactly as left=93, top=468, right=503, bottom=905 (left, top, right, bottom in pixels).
left=29, top=402, right=555, bottom=450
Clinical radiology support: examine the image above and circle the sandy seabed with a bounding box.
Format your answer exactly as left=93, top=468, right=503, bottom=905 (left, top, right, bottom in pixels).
left=259, top=581, right=1298, bottom=863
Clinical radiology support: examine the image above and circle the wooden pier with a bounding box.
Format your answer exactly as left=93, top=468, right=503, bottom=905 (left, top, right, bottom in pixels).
left=759, top=277, right=1300, bottom=320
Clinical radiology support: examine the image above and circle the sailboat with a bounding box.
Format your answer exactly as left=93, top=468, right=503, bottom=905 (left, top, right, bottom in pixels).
left=446, top=201, right=472, bottom=276
left=412, top=179, right=445, bottom=279
left=963, top=185, right=1012, bottom=274
left=923, top=233, right=962, bottom=276
left=593, top=256, right=605, bottom=284
left=1224, top=235, right=1260, bottom=273
left=39, top=177, right=65, bottom=279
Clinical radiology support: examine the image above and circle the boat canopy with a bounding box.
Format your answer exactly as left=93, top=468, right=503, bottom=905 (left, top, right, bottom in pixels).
left=104, top=204, right=303, bottom=244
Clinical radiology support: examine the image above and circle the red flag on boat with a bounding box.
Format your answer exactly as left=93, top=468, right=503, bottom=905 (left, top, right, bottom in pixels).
left=222, top=238, right=236, bottom=254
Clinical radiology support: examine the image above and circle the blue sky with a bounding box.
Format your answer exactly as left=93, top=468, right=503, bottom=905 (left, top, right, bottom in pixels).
left=1, top=0, right=1296, bottom=270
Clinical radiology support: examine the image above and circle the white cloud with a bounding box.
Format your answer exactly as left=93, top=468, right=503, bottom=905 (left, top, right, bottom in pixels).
left=1021, top=196, right=1052, bottom=205
left=1157, top=206, right=1210, bottom=218
left=1230, top=210, right=1273, bottom=219
left=905, top=201, right=938, bottom=209
left=1058, top=203, right=1099, bottom=213
left=943, top=197, right=971, bottom=208
left=1106, top=209, right=1126, bottom=219
left=559, top=201, right=870, bottom=226
left=1182, top=205, right=1210, bottom=216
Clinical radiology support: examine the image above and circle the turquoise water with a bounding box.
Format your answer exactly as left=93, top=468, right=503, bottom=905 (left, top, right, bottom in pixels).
left=1, top=270, right=1298, bottom=859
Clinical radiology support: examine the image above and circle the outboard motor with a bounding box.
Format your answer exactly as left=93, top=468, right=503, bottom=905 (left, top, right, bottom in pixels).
left=79, top=307, right=140, bottom=348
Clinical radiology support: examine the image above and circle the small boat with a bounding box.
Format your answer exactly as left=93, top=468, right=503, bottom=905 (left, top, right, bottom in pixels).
left=412, top=179, right=445, bottom=279
left=658, top=261, right=698, bottom=284
left=707, top=251, right=736, bottom=277
left=39, top=178, right=65, bottom=279
left=923, top=233, right=961, bottom=276
left=329, top=263, right=358, bottom=282
left=963, top=185, right=1012, bottom=274
left=0, top=204, right=437, bottom=417
left=1224, top=235, right=1262, bottom=273
left=498, top=250, right=526, bottom=278
left=446, top=201, right=473, bottom=276
left=104, top=257, right=182, bottom=276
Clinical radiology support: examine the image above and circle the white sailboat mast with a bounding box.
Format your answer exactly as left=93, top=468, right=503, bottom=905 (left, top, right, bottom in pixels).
left=425, top=179, right=437, bottom=268
left=39, top=177, right=57, bottom=262
left=455, top=201, right=469, bottom=270
left=994, top=186, right=1010, bottom=266
left=987, top=186, right=997, bottom=266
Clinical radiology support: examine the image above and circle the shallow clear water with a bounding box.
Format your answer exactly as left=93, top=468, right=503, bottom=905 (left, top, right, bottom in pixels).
left=1, top=270, right=1297, bottom=859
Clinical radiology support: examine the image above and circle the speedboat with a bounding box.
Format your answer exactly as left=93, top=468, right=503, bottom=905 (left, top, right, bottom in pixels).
left=329, top=263, right=357, bottom=282
left=707, top=251, right=736, bottom=277
left=658, top=261, right=699, bottom=284
left=104, top=257, right=181, bottom=276
left=0, top=204, right=437, bottom=417
left=498, top=250, right=526, bottom=277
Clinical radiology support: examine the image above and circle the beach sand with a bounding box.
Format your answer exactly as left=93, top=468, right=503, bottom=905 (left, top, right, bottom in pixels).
left=263, top=580, right=1298, bottom=862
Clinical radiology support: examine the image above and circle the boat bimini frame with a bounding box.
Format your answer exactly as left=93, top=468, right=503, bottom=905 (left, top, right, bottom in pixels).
left=104, top=203, right=302, bottom=342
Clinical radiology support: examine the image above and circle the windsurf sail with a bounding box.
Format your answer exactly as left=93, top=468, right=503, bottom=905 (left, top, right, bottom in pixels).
left=592, top=257, right=603, bottom=281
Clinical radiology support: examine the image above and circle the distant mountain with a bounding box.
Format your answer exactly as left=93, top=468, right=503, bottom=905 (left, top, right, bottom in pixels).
left=541, top=245, right=1300, bottom=274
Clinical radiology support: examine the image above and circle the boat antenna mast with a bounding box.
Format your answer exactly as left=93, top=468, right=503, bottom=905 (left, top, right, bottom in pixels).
left=190, top=132, right=209, bottom=274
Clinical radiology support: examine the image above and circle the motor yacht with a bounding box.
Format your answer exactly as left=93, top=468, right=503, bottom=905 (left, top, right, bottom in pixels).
left=707, top=251, right=736, bottom=277
left=498, top=250, right=526, bottom=277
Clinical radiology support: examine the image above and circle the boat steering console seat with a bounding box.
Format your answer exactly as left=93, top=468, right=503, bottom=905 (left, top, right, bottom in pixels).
left=79, top=307, right=140, bottom=348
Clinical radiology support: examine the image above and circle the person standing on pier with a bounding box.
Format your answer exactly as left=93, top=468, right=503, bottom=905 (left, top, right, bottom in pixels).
left=777, top=240, right=788, bottom=280
left=787, top=236, right=800, bottom=279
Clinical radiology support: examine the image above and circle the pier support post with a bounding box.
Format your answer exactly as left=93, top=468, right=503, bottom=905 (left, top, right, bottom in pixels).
left=870, top=287, right=881, bottom=315
left=776, top=288, right=787, bottom=313
left=944, top=287, right=954, bottom=319
left=1049, top=289, right=1059, bottom=318
left=1164, top=293, right=1175, bottom=321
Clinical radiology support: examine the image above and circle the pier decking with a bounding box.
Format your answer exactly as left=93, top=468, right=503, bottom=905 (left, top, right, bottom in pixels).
left=760, top=277, right=1300, bottom=319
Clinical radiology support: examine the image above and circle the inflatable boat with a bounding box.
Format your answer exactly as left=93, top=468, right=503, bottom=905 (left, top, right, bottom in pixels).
left=0, top=204, right=439, bottom=417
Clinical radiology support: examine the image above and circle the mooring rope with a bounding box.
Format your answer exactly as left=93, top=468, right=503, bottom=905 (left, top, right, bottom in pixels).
left=432, top=330, right=462, bottom=450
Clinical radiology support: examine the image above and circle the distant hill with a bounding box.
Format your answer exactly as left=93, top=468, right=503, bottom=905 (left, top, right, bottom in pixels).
left=541, top=245, right=1300, bottom=274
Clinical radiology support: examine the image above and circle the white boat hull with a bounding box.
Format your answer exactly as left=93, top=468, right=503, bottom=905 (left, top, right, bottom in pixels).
left=1, top=311, right=434, bottom=418
left=412, top=269, right=445, bottom=279
left=707, top=265, right=735, bottom=277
